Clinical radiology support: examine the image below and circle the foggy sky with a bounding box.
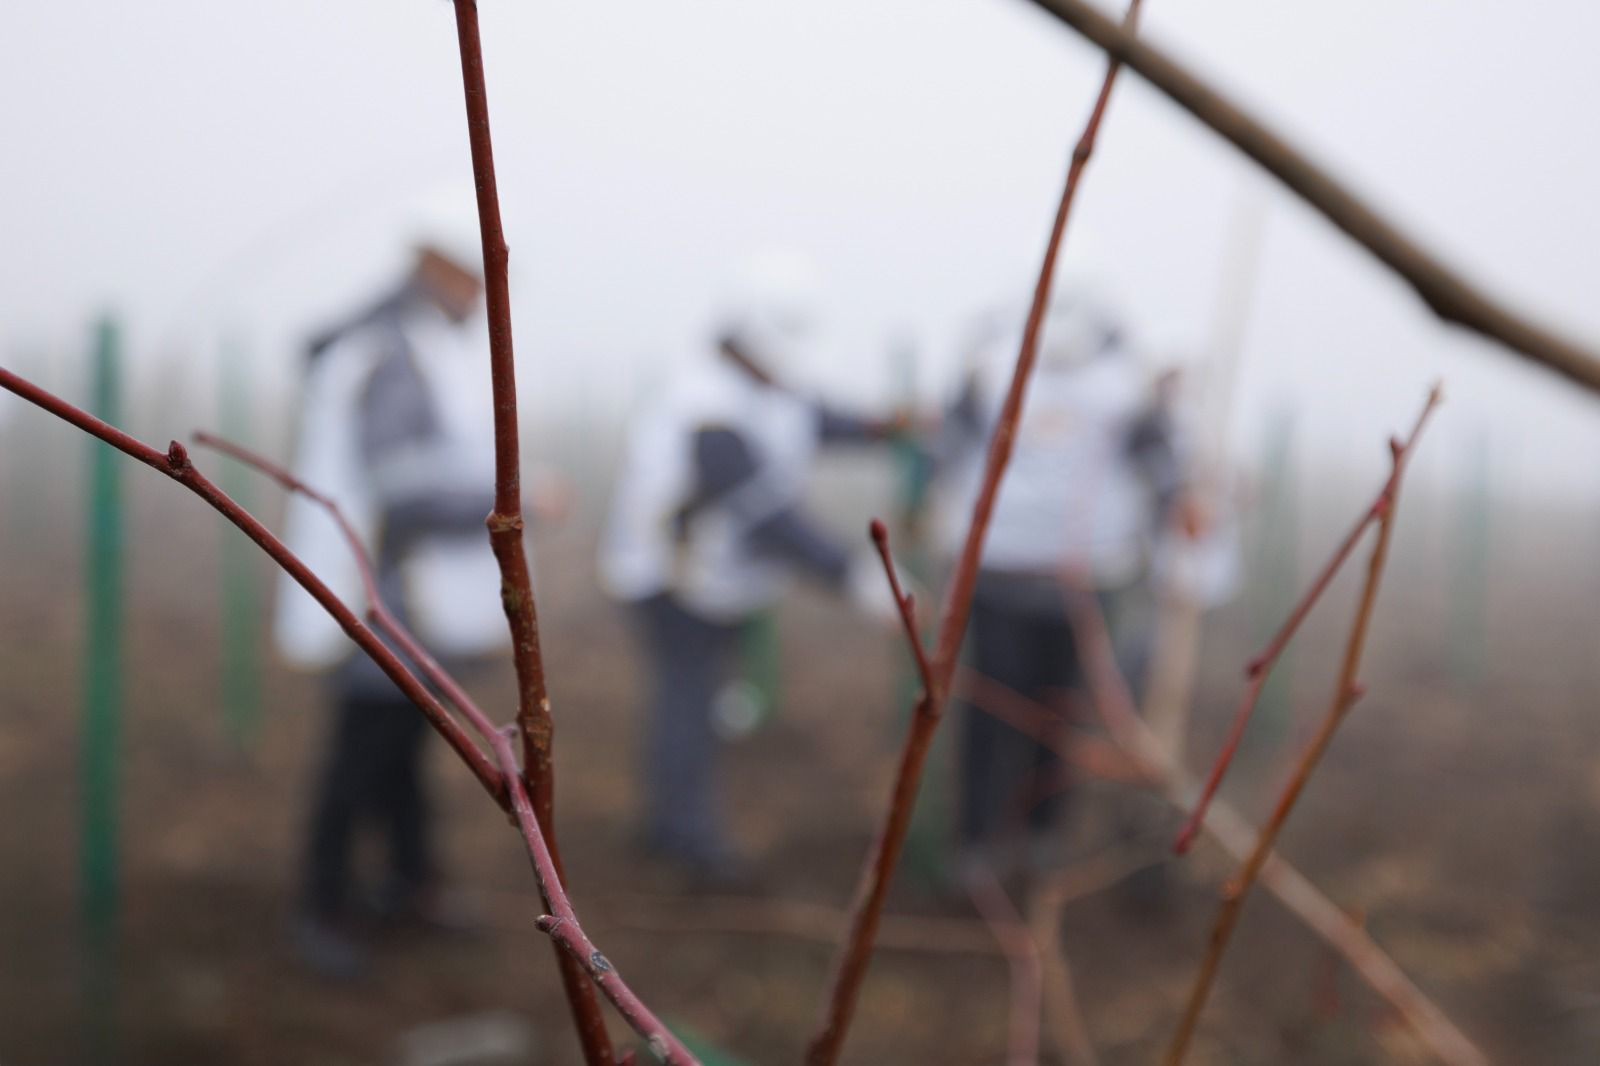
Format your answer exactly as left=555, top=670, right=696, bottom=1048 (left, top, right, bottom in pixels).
left=2, top=0, right=1598, bottom=500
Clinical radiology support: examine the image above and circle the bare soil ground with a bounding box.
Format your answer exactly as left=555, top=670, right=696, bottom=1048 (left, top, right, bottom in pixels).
left=3, top=465, right=1599, bottom=1065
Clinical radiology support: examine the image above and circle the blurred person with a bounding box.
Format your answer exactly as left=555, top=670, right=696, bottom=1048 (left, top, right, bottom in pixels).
left=930, top=292, right=1199, bottom=884
left=274, top=195, right=512, bottom=977
left=598, top=250, right=906, bottom=886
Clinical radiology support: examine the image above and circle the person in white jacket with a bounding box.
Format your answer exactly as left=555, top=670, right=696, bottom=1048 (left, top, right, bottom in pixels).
left=599, top=252, right=904, bottom=885
left=278, top=207, right=509, bottom=976
left=932, top=293, right=1196, bottom=881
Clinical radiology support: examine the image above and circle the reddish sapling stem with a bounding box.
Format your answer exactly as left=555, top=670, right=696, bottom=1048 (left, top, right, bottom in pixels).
left=488, top=730, right=698, bottom=1066
left=0, top=367, right=507, bottom=803
left=805, top=4, right=1145, bottom=1062
left=1173, top=386, right=1442, bottom=853
left=448, top=4, right=612, bottom=1059
left=191, top=432, right=506, bottom=749
left=1164, top=387, right=1440, bottom=1066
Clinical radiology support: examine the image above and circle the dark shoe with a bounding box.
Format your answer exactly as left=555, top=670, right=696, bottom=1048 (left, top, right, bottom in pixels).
left=292, top=914, right=369, bottom=979
left=370, top=884, right=484, bottom=938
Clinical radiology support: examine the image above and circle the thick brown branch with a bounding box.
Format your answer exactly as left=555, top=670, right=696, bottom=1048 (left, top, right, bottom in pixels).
left=803, top=5, right=1145, bottom=1062
left=489, top=731, right=698, bottom=1066
left=448, top=4, right=612, bottom=1060
left=1027, top=0, right=1600, bottom=394
left=1164, top=390, right=1439, bottom=1066
left=448, top=0, right=554, bottom=821
left=1173, top=387, right=1442, bottom=852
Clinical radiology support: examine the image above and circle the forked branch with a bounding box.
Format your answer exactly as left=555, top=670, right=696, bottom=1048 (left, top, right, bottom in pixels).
left=192, top=431, right=503, bottom=747
left=193, top=429, right=691, bottom=1064
left=489, top=730, right=697, bottom=1065
left=1173, top=386, right=1443, bottom=852
left=1165, top=388, right=1443, bottom=1065
left=805, top=4, right=1145, bottom=1061
left=1060, top=569, right=1485, bottom=1066
left=0, top=368, right=506, bottom=803
left=966, top=865, right=1044, bottom=1066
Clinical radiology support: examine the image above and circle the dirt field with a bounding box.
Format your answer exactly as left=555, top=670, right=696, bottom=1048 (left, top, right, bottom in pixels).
left=3, top=448, right=1600, bottom=1065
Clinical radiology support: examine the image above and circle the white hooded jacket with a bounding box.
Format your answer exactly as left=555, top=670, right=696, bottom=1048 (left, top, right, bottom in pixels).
left=274, top=298, right=508, bottom=669
left=599, top=355, right=821, bottom=622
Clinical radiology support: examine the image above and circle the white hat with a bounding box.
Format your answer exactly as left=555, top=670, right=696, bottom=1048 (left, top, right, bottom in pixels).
left=718, top=248, right=824, bottom=372
left=407, top=183, right=485, bottom=277
left=1038, top=285, right=1123, bottom=367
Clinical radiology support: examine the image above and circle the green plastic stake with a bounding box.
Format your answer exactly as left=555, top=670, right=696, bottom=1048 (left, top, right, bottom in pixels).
left=1247, top=407, right=1298, bottom=754
left=729, top=609, right=782, bottom=734
left=660, top=1018, right=753, bottom=1066
left=217, top=336, right=261, bottom=749
left=82, top=315, right=124, bottom=1061
left=1451, top=426, right=1491, bottom=688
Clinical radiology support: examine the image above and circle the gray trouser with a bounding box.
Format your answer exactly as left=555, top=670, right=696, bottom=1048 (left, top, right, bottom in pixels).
left=632, top=593, right=742, bottom=859
left=957, top=572, right=1152, bottom=849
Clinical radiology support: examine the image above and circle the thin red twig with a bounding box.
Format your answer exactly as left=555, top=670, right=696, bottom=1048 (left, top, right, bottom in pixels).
left=489, top=729, right=699, bottom=1066
left=957, top=669, right=1151, bottom=784
left=448, top=4, right=613, bottom=1059
left=191, top=432, right=504, bottom=748
left=966, top=864, right=1043, bottom=1066
left=1173, top=387, right=1444, bottom=852
left=0, top=367, right=507, bottom=802
left=1060, top=562, right=1486, bottom=1066
left=869, top=519, right=933, bottom=692
left=1164, top=387, right=1441, bottom=1066
left=7, top=402, right=683, bottom=1063
left=804, top=4, right=1145, bottom=1061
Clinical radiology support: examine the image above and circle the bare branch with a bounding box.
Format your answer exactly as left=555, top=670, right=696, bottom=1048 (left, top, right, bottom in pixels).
left=805, top=4, right=1146, bottom=1060
left=191, top=431, right=504, bottom=749
left=958, top=669, right=1153, bottom=784
left=488, top=730, right=698, bottom=1066
left=0, top=367, right=507, bottom=803
left=1173, top=386, right=1443, bottom=852
left=1027, top=0, right=1600, bottom=394
left=1165, top=389, right=1436, bottom=1065
left=1061, top=585, right=1486, bottom=1066
left=966, top=865, right=1043, bottom=1066
left=869, top=519, right=933, bottom=694
left=448, top=4, right=613, bottom=1059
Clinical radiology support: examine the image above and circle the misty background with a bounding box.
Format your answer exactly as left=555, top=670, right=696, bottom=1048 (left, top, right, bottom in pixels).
left=2, top=0, right=1598, bottom=500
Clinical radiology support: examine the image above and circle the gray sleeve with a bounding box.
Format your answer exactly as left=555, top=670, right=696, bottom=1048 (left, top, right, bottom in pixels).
left=693, top=426, right=851, bottom=585
left=357, top=339, right=493, bottom=551
left=1125, top=406, right=1184, bottom=516
left=923, top=376, right=986, bottom=477
left=381, top=490, right=495, bottom=556
left=815, top=405, right=883, bottom=445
